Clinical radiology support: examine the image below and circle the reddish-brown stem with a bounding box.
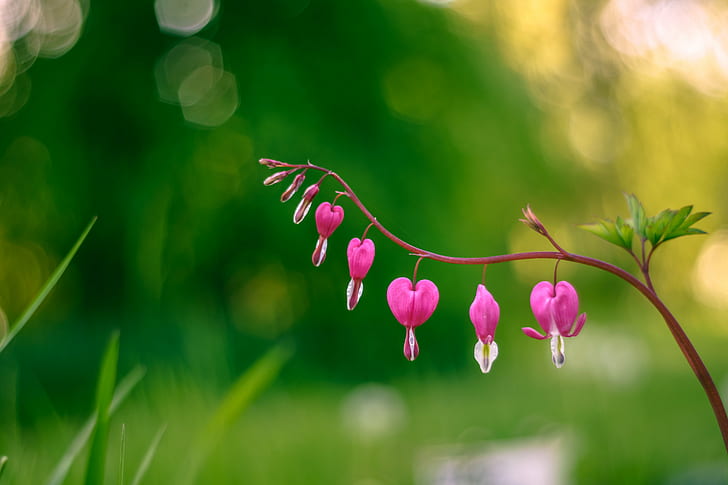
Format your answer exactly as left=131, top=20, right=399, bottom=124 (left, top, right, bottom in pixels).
left=270, top=161, right=728, bottom=454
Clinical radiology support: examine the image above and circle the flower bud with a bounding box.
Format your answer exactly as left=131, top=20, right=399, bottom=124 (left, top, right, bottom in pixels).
left=281, top=173, right=305, bottom=202
left=259, top=158, right=285, bottom=168
left=293, top=184, right=320, bottom=224
left=263, top=170, right=293, bottom=186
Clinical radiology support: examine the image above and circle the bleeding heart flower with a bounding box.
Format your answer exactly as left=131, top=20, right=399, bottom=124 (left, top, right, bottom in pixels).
left=312, top=202, right=344, bottom=266
left=469, top=284, right=500, bottom=373
left=346, top=238, right=375, bottom=310
left=522, top=280, right=587, bottom=368
left=386, top=277, right=439, bottom=361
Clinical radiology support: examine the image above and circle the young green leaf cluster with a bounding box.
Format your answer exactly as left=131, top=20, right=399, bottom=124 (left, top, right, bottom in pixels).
left=579, top=194, right=709, bottom=286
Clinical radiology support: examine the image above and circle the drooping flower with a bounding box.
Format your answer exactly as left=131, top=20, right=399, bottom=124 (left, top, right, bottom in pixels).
left=346, top=238, right=375, bottom=310
left=469, top=284, right=500, bottom=373
left=312, top=202, right=344, bottom=266
left=387, top=277, right=439, bottom=361
left=293, top=184, right=320, bottom=224
left=522, top=280, right=587, bottom=368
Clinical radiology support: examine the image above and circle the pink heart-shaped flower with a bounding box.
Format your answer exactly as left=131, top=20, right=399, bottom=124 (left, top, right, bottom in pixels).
left=386, top=277, right=439, bottom=328
left=315, top=202, right=344, bottom=238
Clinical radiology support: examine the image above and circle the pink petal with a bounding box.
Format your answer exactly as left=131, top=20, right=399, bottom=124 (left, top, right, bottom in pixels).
left=387, top=277, right=415, bottom=325
left=552, top=281, right=579, bottom=335
left=315, top=202, right=344, bottom=238
left=469, top=284, right=500, bottom=342
left=566, top=312, right=587, bottom=337
left=411, top=279, right=439, bottom=327
left=521, top=327, right=549, bottom=340
left=347, top=238, right=375, bottom=280
left=530, top=281, right=556, bottom=334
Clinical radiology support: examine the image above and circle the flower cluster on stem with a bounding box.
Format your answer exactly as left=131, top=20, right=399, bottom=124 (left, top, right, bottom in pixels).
left=259, top=157, right=728, bottom=455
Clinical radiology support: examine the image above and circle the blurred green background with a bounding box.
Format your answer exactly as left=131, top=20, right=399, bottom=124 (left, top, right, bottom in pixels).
left=2, top=0, right=728, bottom=483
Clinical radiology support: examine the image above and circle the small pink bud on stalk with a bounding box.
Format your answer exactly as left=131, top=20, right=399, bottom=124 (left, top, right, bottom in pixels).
left=281, top=173, right=306, bottom=202
left=519, top=204, right=547, bottom=235
left=293, top=184, right=320, bottom=224
left=312, top=202, right=344, bottom=266
left=346, top=238, right=375, bottom=310
left=259, top=158, right=286, bottom=168
left=469, top=284, right=500, bottom=373
left=522, top=280, right=587, bottom=368
left=386, top=277, right=439, bottom=361
left=263, top=169, right=294, bottom=186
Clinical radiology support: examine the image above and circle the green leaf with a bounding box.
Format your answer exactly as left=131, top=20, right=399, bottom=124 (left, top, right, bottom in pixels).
left=683, top=211, right=711, bottom=228
left=118, top=424, right=126, bottom=485
left=625, top=193, right=647, bottom=240
left=663, top=210, right=711, bottom=242
left=579, top=219, right=634, bottom=251
left=615, top=216, right=634, bottom=250
left=179, top=344, right=293, bottom=485
left=46, top=366, right=145, bottom=485
left=0, top=217, right=96, bottom=354
left=579, top=221, right=622, bottom=247
left=129, top=426, right=166, bottom=485
left=85, top=331, right=120, bottom=485
left=664, top=205, right=692, bottom=236
left=0, top=456, right=8, bottom=481
left=645, top=209, right=674, bottom=246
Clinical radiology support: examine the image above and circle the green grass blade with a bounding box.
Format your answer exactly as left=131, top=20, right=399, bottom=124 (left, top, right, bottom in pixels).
left=181, top=344, right=292, bottom=484
left=46, top=366, right=145, bottom=485
left=118, top=424, right=126, bottom=485
left=0, top=456, right=8, bottom=481
left=0, top=217, right=96, bottom=354
left=84, top=331, right=120, bottom=485
left=129, top=426, right=166, bottom=485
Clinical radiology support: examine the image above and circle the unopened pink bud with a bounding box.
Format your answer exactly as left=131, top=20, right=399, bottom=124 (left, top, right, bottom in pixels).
left=312, top=236, right=327, bottom=267
left=259, top=158, right=285, bottom=168
left=263, top=170, right=293, bottom=186
left=281, top=173, right=305, bottom=202
left=293, top=184, right=320, bottom=224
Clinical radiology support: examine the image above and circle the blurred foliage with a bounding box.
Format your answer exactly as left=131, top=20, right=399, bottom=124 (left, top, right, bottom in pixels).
left=1, top=0, right=728, bottom=482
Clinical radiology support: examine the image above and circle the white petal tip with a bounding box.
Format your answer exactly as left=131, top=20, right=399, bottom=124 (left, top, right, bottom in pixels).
left=474, top=340, right=498, bottom=373
left=550, top=335, right=565, bottom=369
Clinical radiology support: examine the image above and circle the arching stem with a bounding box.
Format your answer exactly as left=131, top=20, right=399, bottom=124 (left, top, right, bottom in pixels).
left=268, top=160, right=728, bottom=454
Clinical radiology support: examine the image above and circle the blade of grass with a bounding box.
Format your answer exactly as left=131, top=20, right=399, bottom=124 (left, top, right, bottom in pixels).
left=0, top=456, right=8, bottom=481
left=0, top=217, right=96, bottom=354
left=46, top=366, right=145, bottom=485
left=129, top=426, right=166, bottom=485
left=84, top=331, right=120, bottom=485
left=181, top=344, right=293, bottom=485
left=118, top=424, right=126, bottom=485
